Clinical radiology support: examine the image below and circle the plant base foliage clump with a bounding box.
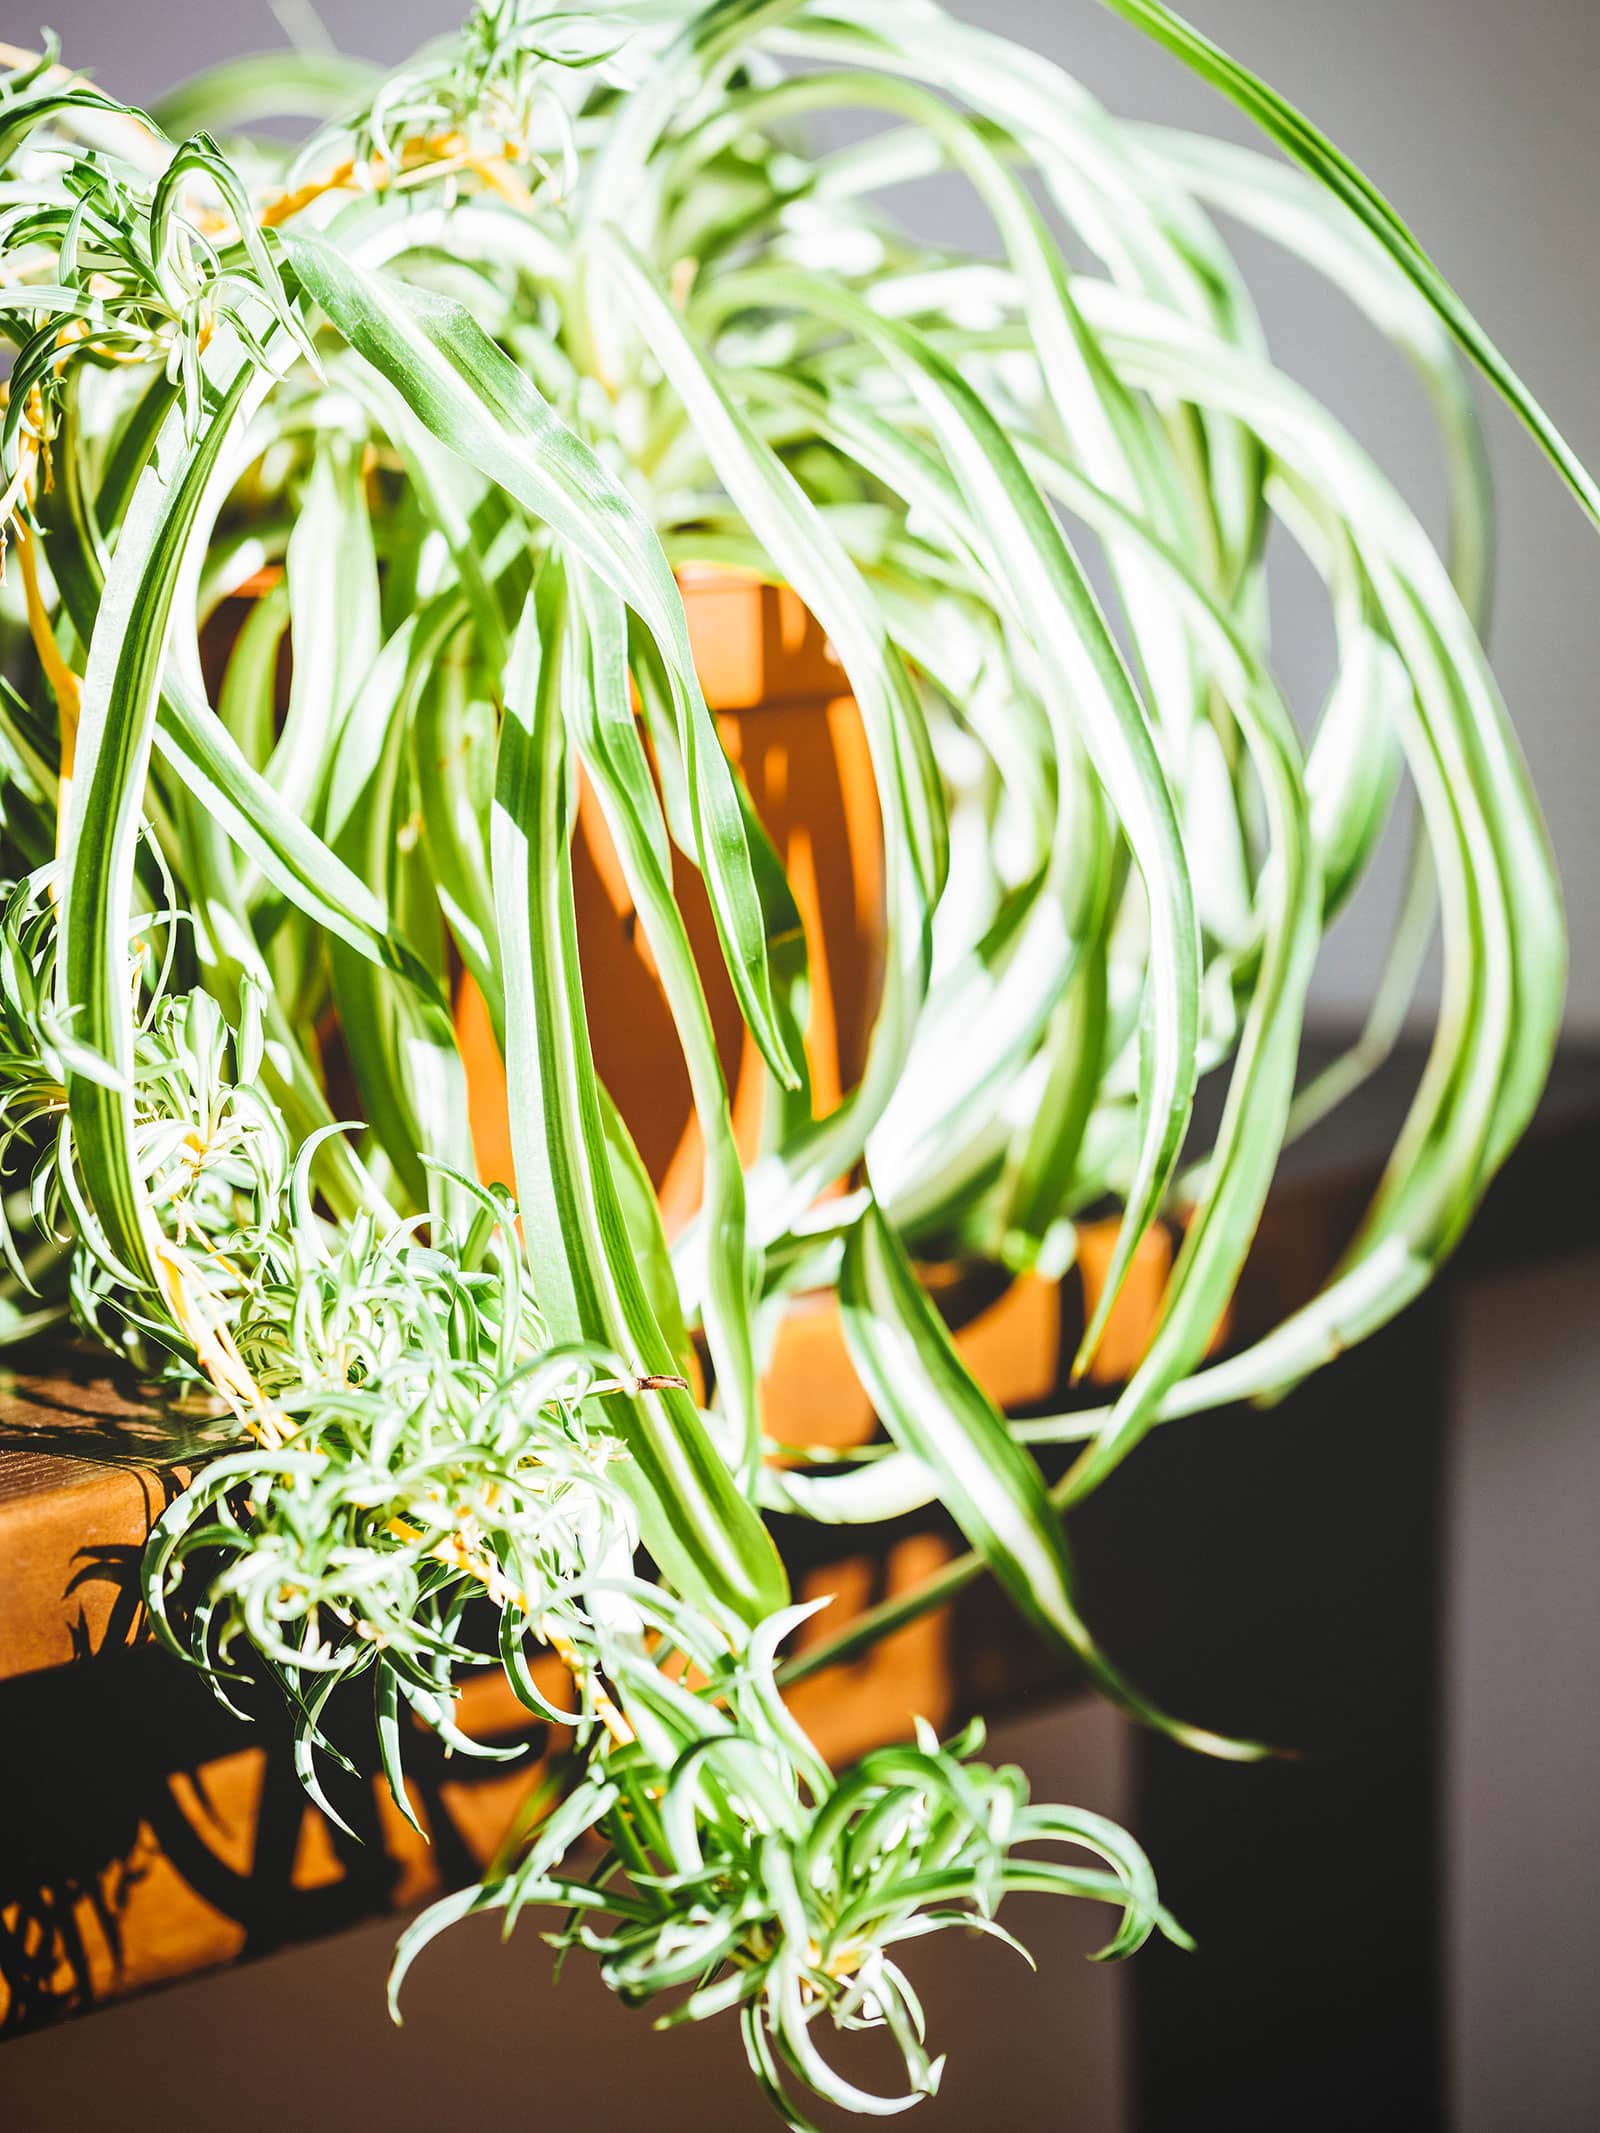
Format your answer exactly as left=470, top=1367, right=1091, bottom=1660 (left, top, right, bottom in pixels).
left=0, top=1, right=1576, bottom=2120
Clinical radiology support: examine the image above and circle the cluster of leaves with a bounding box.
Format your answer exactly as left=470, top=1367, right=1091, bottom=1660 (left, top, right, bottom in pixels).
left=399, top=1696, right=1187, bottom=2127
left=0, top=1, right=1585, bottom=2121
left=0, top=863, right=287, bottom=1352
left=0, top=37, right=314, bottom=540
left=0, top=861, right=1185, bottom=2115
left=263, top=0, right=633, bottom=222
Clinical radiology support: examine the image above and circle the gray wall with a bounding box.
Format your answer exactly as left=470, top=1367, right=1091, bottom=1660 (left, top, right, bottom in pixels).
left=1448, top=1254, right=1600, bottom=2133
left=25, top=0, right=1600, bottom=1033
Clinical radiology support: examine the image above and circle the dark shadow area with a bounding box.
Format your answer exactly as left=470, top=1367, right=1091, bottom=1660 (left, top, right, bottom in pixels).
left=1083, top=1300, right=1451, bottom=2133
left=0, top=1636, right=545, bottom=2035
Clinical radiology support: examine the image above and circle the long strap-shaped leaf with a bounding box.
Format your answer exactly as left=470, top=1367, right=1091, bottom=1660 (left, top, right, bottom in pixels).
left=592, top=228, right=944, bottom=1244
left=36, top=415, right=442, bottom=1004
left=1097, top=0, right=1600, bottom=530
left=324, top=595, right=476, bottom=1223
left=712, top=263, right=1200, bottom=1361
left=58, top=332, right=269, bottom=1289
left=285, top=228, right=801, bottom=1094
left=492, top=563, right=787, bottom=1633
left=840, top=1198, right=1266, bottom=1760
left=1135, top=124, right=1493, bottom=625
left=786, top=6, right=1268, bottom=601
left=0, top=82, right=145, bottom=169
left=702, top=64, right=1204, bottom=745
left=565, top=562, right=761, bottom=1487
left=1086, top=287, right=1554, bottom=1273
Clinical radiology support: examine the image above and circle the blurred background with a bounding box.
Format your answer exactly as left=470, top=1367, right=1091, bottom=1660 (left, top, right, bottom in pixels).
left=2, top=4, right=1596, bottom=2128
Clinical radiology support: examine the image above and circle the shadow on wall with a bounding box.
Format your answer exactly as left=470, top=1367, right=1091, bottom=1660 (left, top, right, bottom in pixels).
left=0, top=1637, right=551, bottom=2035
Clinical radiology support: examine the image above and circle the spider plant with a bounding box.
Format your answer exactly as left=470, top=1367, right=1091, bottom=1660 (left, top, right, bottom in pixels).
left=0, top=1, right=1581, bottom=2120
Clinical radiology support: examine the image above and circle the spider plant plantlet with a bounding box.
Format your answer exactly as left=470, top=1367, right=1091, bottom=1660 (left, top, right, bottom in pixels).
left=0, top=2, right=1583, bottom=2121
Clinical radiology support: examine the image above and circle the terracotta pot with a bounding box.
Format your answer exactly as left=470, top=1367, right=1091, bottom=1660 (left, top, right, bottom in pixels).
left=458, top=566, right=886, bottom=1232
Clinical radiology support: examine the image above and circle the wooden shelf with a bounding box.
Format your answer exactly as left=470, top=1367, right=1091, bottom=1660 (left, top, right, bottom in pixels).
left=0, top=1038, right=1594, bottom=2035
